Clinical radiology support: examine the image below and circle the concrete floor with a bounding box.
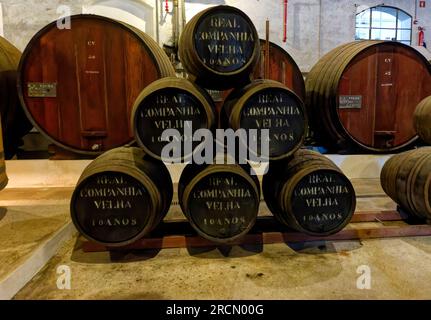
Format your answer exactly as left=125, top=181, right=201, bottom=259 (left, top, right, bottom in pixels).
left=13, top=236, right=431, bottom=300
left=0, top=177, right=429, bottom=300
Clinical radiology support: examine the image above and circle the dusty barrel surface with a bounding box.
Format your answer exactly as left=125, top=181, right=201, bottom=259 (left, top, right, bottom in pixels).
left=178, top=162, right=260, bottom=243
left=221, top=79, right=307, bottom=160
left=0, top=36, right=32, bottom=158
left=381, top=147, right=431, bottom=220
left=254, top=40, right=305, bottom=101
left=18, top=15, right=175, bottom=155
left=414, top=96, right=431, bottom=144
left=179, top=5, right=260, bottom=90
left=71, top=147, right=173, bottom=247
left=306, top=41, right=431, bottom=153
left=131, top=77, right=216, bottom=162
left=263, top=149, right=356, bottom=236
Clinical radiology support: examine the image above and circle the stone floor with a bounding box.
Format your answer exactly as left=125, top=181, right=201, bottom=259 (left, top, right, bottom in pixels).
left=1, top=178, right=429, bottom=300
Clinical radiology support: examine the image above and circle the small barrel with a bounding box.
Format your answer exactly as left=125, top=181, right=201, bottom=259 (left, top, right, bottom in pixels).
left=179, top=5, right=260, bottom=90
left=131, top=77, right=216, bottom=162
left=0, top=36, right=32, bottom=158
left=254, top=40, right=305, bottom=101
left=71, top=147, right=173, bottom=247
left=221, top=79, right=307, bottom=160
left=178, top=161, right=260, bottom=243
left=18, top=14, right=175, bottom=155
left=263, top=149, right=356, bottom=236
left=381, top=147, right=431, bottom=220
left=414, top=96, right=431, bottom=144
left=306, top=40, right=431, bottom=153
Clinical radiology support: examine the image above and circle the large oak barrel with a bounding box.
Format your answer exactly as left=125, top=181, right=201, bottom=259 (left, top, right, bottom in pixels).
left=414, top=96, right=431, bottom=144
left=306, top=41, right=431, bottom=153
left=179, top=5, right=260, bottom=90
left=71, top=147, right=173, bottom=247
left=131, top=77, right=216, bottom=162
left=254, top=40, right=305, bottom=101
left=221, top=79, right=307, bottom=160
left=262, top=149, right=356, bottom=236
left=380, top=147, right=431, bottom=220
left=0, top=37, right=33, bottom=159
left=178, top=161, right=260, bottom=243
left=18, top=15, right=175, bottom=155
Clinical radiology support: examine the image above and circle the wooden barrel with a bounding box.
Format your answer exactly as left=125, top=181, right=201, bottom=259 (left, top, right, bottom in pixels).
left=71, top=147, right=173, bottom=247
left=178, top=162, right=260, bottom=243
left=18, top=15, right=175, bottom=155
left=131, top=77, right=216, bottom=162
left=306, top=41, right=431, bottom=153
left=254, top=40, right=305, bottom=101
left=380, top=147, right=431, bottom=220
left=263, top=149, right=356, bottom=236
left=221, top=79, right=307, bottom=160
left=179, top=5, right=260, bottom=90
left=0, top=37, right=33, bottom=159
left=414, top=96, right=431, bottom=144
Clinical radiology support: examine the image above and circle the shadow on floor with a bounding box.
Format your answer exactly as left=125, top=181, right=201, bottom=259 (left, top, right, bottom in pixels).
left=0, top=207, right=7, bottom=221
left=70, top=237, right=162, bottom=264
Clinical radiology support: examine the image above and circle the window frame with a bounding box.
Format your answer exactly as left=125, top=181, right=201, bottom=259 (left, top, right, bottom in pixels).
left=355, top=5, right=412, bottom=44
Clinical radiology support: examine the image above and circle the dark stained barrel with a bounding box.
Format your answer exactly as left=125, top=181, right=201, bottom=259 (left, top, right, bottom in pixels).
left=179, top=5, right=260, bottom=90
left=221, top=79, right=307, bottom=160
left=0, top=37, right=32, bottom=159
left=381, top=147, right=431, bottom=220
left=263, top=149, right=356, bottom=236
left=254, top=40, right=305, bottom=101
left=414, top=96, right=431, bottom=144
left=18, top=15, right=175, bottom=155
left=178, top=161, right=260, bottom=243
left=306, top=41, right=431, bottom=153
left=131, top=77, right=216, bottom=162
left=71, top=147, right=173, bottom=247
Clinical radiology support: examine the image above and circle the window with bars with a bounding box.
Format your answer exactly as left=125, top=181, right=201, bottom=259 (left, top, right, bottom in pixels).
left=355, top=6, right=412, bottom=45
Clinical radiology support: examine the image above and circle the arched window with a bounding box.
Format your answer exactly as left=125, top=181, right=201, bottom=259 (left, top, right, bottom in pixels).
left=355, top=6, right=412, bottom=45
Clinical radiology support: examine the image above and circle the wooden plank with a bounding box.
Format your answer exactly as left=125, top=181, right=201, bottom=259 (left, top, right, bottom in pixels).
left=83, top=224, right=431, bottom=252
left=81, top=209, right=431, bottom=252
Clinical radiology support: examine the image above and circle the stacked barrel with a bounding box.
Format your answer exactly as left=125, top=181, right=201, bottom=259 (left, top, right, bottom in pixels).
left=43, top=7, right=356, bottom=246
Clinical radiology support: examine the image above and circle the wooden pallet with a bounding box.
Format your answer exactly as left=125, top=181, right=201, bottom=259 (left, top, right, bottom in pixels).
left=82, top=209, right=431, bottom=252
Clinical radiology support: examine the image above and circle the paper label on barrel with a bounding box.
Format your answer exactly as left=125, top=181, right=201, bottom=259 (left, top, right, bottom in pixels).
left=136, top=88, right=209, bottom=159
left=339, top=95, right=362, bottom=109
left=291, top=170, right=355, bottom=234
left=73, top=172, right=152, bottom=244
left=240, top=88, right=305, bottom=158
left=195, top=12, right=255, bottom=72
left=27, top=82, right=57, bottom=97
left=188, top=172, right=258, bottom=240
